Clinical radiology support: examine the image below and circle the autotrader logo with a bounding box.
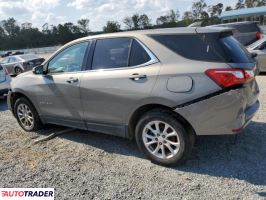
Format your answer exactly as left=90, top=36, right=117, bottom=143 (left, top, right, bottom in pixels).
left=0, top=188, right=54, bottom=199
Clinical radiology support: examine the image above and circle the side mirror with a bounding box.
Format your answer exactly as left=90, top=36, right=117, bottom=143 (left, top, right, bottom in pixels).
left=33, top=65, right=45, bottom=75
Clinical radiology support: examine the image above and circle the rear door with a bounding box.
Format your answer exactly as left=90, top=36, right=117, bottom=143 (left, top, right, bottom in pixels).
left=34, top=41, right=90, bottom=129
left=80, top=37, right=160, bottom=135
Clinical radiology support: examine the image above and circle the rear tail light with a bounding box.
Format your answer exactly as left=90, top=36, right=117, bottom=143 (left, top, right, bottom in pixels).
left=205, top=68, right=254, bottom=88
left=256, top=32, right=263, bottom=40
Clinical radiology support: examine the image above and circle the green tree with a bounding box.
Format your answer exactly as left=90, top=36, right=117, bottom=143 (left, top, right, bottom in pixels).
left=182, top=11, right=194, bottom=25
left=2, top=18, right=20, bottom=37
left=235, top=0, right=245, bottom=9
left=123, top=14, right=151, bottom=30
left=103, top=21, right=121, bottom=33
left=225, top=6, right=233, bottom=11
left=192, top=0, right=207, bottom=19
left=156, top=9, right=180, bottom=25
left=77, top=18, right=90, bottom=34
left=208, top=3, right=223, bottom=17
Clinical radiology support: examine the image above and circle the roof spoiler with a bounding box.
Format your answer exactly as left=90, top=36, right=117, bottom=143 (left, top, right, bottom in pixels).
left=195, top=27, right=234, bottom=38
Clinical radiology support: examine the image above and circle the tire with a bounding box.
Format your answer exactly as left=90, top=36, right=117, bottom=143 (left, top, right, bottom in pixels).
left=14, top=97, right=43, bottom=132
left=135, top=109, right=195, bottom=166
left=14, top=67, right=23, bottom=75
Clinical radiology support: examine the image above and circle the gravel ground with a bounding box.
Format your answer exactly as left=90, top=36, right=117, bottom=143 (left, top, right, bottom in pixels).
left=0, top=76, right=265, bottom=200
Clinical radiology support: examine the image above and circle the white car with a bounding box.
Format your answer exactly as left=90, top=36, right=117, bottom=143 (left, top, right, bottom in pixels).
left=0, top=65, right=11, bottom=97
left=247, top=36, right=266, bottom=72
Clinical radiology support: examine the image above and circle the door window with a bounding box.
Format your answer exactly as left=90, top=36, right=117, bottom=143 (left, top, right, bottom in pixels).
left=92, top=38, right=153, bottom=70
left=0, top=57, right=9, bottom=64
left=48, top=42, right=89, bottom=73
left=8, top=57, right=17, bottom=63
left=92, top=38, right=131, bottom=70
left=129, top=39, right=151, bottom=66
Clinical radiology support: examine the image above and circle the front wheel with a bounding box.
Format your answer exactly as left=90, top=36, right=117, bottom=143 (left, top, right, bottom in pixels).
left=14, top=67, right=23, bottom=75
left=14, top=97, right=42, bottom=131
left=135, top=110, right=195, bottom=166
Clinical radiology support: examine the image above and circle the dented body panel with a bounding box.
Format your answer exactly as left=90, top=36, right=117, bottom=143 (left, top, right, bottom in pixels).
left=175, top=80, right=260, bottom=135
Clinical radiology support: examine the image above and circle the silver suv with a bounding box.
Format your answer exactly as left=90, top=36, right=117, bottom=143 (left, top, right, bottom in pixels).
left=8, top=27, right=260, bottom=166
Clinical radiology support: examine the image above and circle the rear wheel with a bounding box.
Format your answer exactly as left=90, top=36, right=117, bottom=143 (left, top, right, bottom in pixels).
left=14, top=67, right=23, bottom=75
left=14, top=97, right=42, bottom=131
left=135, top=109, right=195, bottom=166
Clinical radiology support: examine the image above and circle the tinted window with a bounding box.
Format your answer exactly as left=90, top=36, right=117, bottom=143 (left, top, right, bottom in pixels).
left=220, top=36, right=253, bottom=63
left=129, top=40, right=151, bottom=66
left=8, top=57, right=17, bottom=63
left=229, top=23, right=260, bottom=33
left=151, top=34, right=223, bottom=62
left=48, top=42, right=88, bottom=73
left=0, top=65, right=3, bottom=70
left=92, top=38, right=131, bottom=70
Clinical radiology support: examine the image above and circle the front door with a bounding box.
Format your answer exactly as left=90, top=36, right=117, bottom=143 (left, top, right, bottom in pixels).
left=35, top=41, right=90, bottom=129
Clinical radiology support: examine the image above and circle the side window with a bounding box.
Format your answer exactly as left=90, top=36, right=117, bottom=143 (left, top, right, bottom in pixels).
left=92, top=38, right=131, bottom=70
left=8, top=57, right=17, bottom=63
left=48, top=42, right=89, bottom=74
left=129, top=40, right=151, bottom=66
left=1, top=58, right=9, bottom=64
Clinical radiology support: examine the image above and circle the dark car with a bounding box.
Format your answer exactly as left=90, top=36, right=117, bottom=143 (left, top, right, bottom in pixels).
left=210, top=21, right=263, bottom=46
left=0, top=54, right=45, bottom=75
left=1, top=51, right=24, bottom=58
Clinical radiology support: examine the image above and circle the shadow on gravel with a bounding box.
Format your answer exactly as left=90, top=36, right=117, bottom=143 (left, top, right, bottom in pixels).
left=177, top=121, right=266, bottom=186
left=37, top=121, right=266, bottom=186
left=0, top=98, right=8, bottom=111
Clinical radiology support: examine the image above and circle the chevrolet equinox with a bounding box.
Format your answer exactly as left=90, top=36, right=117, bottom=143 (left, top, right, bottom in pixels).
left=8, top=27, right=260, bottom=166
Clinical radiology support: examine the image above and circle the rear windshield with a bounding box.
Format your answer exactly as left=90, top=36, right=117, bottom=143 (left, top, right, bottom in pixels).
left=150, top=34, right=253, bottom=63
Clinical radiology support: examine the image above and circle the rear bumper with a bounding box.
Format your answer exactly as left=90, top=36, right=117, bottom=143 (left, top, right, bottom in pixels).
left=175, top=87, right=260, bottom=135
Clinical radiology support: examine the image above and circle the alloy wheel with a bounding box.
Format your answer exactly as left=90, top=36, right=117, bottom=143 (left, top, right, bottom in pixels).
left=17, top=103, right=35, bottom=130
left=142, top=121, right=180, bottom=159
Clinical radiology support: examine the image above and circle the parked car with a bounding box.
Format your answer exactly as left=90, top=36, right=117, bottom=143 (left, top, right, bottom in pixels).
left=0, top=54, right=45, bottom=75
left=1, top=51, right=24, bottom=58
left=7, top=27, right=260, bottom=166
left=210, top=21, right=263, bottom=46
left=1, top=51, right=12, bottom=58
left=0, top=65, right=11, bottom=97
left=247, top=36, right=266, bottom=72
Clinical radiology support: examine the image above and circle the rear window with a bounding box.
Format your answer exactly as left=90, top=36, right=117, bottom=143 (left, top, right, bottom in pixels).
left=150, top=34, right=223, bottom=62
left=151, top=34, right=253, bottom=63
left=129, top=39, right=151, bottom=66
left=219, top=36, right=253, bottom=63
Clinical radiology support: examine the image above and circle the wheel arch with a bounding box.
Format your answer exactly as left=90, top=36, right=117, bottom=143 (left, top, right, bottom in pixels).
left=127, top=103, right=196, bottom=140
left=10, top=91, right=40, bottom=118
left=13, top=64, right=24, bottom=74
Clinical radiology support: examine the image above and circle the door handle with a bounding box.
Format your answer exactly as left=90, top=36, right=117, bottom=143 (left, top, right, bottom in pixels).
left=66, top=77, right=79, bottom=84
left=129, top=73, right=147, bottom=81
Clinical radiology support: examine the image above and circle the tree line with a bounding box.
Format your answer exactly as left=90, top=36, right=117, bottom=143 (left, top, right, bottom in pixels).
left=0, top=0, right=265, bottom=51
